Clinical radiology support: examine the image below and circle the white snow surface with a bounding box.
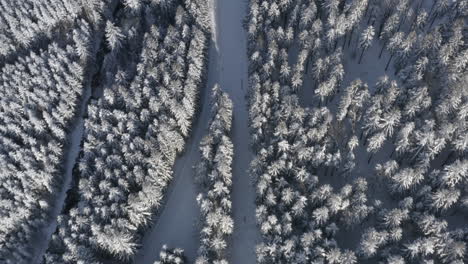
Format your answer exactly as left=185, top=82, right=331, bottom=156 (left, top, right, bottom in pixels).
left=298, top=27, right=401, bottom=253
left=134, top=0, right=259, bottom=263
left=132, top=49, right=210, bottom=264
left=133, top=46, right=210, bottom=262
left=214, top=0, right=260, bottom=263
left=295, top=0, right=467, bottom=254
left=29, top=71, right=92, bottom=264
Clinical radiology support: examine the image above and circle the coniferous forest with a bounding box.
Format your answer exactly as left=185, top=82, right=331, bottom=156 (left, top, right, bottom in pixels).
left=0, top=0, right=467, bottom=264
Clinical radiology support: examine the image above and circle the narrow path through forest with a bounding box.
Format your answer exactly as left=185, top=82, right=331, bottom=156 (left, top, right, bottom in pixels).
left=214, top=0, right=259, bottom=263
left=135, top=0, right=258, bottom=263
left=133, top=46, right=214, bottom=264
left=30, top=72, right=92, bottom=264
left=133, top=20, right=218, bottom=264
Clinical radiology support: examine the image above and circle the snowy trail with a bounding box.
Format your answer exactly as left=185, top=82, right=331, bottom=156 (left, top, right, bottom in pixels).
left=134, top=1, right=258, bottom=263
left=30, top=75, right=92, bottom=264
left=133, top=37, right=218, bottom=264
left=214, top=0, right=259, bottom=263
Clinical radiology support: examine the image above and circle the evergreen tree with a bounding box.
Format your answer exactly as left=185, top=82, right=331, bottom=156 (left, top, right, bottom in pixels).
left=155, top=245, right=186, bottom=264
left=358, top=25, right=375, bottom=64
left=196, top=85, right=234, bottom=264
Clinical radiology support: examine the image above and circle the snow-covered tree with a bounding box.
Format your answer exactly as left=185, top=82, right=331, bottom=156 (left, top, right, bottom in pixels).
left=337, top=79, right=369, bottom=130
left=43, top=2, right=211, bottom=263
left=196, top=85, right=234, bottom=263
left=155, top=245, right=186, bottom=264
left=358, top=25, right=375, bottom=63
left=105, top=21, right=124, bottom=50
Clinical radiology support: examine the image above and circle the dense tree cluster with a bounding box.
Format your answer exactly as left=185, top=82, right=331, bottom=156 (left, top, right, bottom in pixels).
left=247, top=0, right=467, bottom=263
left=43, top=0, right=209, bottom=263
left=1, top=0, right=466, bottom=263
left=154, top=245, right=186, bottom=264
left=0, top=0, right=112, bottom=64
left=0, top=16, right=97, bottom=264
left=0, top=0, right=128, bottom=263
left=195, top=85, right=234, bottom=264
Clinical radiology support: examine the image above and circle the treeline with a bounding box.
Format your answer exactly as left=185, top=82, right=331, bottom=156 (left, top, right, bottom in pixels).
left=247, top=0, right=467, bottom=263
left=195, top=85, right=234, bottom=264
left=43, top=0, right=210, bottom=263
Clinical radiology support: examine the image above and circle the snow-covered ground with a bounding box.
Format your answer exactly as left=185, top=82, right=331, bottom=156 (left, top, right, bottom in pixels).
left=132, top=43, right=213, bottom=264
left=27, top=7, right=119, bottom=260
left=213, top=0, right=260, bottom=263
left=291, top=10, right=404, bottom=253
left=134, top=1, right=259, bottom=263
left=295, top=0, right=467, bottom=254
left=29, top=70, right=92, bottom=264
left=297, top=32, right=401, bottom=254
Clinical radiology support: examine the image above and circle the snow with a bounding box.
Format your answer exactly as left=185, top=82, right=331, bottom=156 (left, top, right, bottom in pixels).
left=132, top=42, right=211, bottom=262
left=213, top=0, right=260, bottom=263
left=296, top=15, right=402, bottom=254
left=298, top=33, right=398, bottom=108
left=209, top=0, right=219, bottom=52
left=29, top=66, right=92, bottom=264
left=27, top=6, right=120, bottom=259
left=134, top=0, right=259, bottom=263
left=295, top=0, right=467, bottom=254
